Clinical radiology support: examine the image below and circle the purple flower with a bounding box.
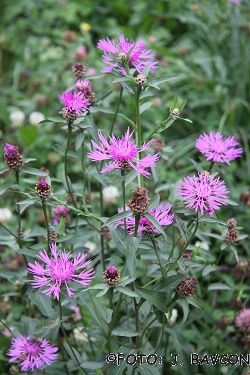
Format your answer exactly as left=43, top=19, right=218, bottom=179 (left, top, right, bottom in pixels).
left=235, top=308, right=250, bottom=331
left=52, top=205, right=69, bottom=223
left=178, top=172, right=229, bottom=216
left=87, top=128, right=159, bottom=178
left=7, top=335, right=58, bottom=372
left=4, top=143, right=19, bottom=161
left=195, top=132, right=243, bottom=165
left=27, top=243, right=95, bottom=300
left=75, top=79, right=93, bottom=94
left=59, top=91, right=90, bottom=116
left=116, top=203, right=174, bottom=237
left=97, top=34, right=158, bottom=75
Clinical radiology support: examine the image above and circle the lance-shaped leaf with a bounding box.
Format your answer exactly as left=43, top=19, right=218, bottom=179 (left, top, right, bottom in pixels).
left=143, top=212, right=167, bottom=240
left=33, top=318, right=60, bottom=334
left=103, top=211, right=132, bottom=227
left=135, top=287, right=168, bottom=313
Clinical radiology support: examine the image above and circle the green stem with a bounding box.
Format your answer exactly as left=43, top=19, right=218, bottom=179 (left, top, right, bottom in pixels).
left=134, top=86, right=143, bottom=188
left=151, top=237, right=164, bottom=277
left=42, top=200, right=50, bottom=252
left=0, top=319, right=14, bottom=337
left=65, top=121, right=77, bottom=208
left=107, top=288, right=114, bottom=353
left=154, top=313, right=165, bottom=353
left=99, top=185, right=105, bottom=272
left=121, top=171, right=127, bottom=232
left=15, top=170, right=22, bottom=248
left=109, top=86, right=123, bottom=136
left=59, top=295, right=87, bottom=375
left=133, top=214, right=140, bottom=237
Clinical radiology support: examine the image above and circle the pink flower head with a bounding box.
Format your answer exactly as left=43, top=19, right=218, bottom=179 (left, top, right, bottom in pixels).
left=7, top=335, right=58, bottom=372
left=195, top=132, right=243, bottom=165
left=52, top=205, right=69, bottom=223
left=178, top=172, right=229, bottom=216
left=4, top=143, right=19, bottom=161
left=59, top=91, right=90, bottom=115
left=116, top=203, right=174, bottom=237
left=75, top=79, right=93, bottom=94
left=87, top=128, right=159, bottom=178
left=97, top=34, right=158, bottom=75
left=107, top=265, right=116, bottom=274
left=70, top=305, right=82, bottom=321
left=27, top=243, right=95, bottom=300
left=235, top=308, right=250, bottom=331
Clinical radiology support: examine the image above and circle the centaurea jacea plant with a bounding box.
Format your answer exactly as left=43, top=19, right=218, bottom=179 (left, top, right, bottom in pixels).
left=27, top=243, right=95, bottom=300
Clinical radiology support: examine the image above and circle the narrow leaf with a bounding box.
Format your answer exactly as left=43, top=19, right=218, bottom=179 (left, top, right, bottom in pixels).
left=135, top=287, right=168, bottom=313
left=116, top=286, right=139, bottom=297
left=104, top=211, right=132, bottom=227
left=111, top=329, right=140, bottom=337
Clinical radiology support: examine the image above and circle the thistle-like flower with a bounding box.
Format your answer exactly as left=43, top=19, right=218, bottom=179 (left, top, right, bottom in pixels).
left=75, top=79, right=95, bottom=103
left=235, top=308, right=250, bottom=332
left=27, top=243, right=95, bottom=300
left=7, top=335, right=58, bottom=372
left=52, top=205, right=70, bottom=222
left=195, top=132, right=243, bottom=165
left=116, top=203, right=174, bottom=237
left=97, top=34, right=158, bottom=75
left=87, top=128, right=159, bottom=178
left=59, top=90, right=90, bottom=120
left=178, top=172, right=229, bottom=216
left=103, top=265, right=120, bottom=286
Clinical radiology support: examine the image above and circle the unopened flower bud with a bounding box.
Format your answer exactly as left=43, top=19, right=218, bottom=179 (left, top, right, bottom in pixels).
left=217, top=315, right=231, bottom=331
left=152, top=139, right=165, bottom=151
left=103, top=266, right=120, bottom=287
left=225, top=229, right=239, bottom=244
left=235, top=259, right=250, bottom=276
left=72, top=62, right=86, bottom=79
left=35, top=180, right=51, bottom=199
left=4, top=143, right=23, bottom=170
left=128, top=188, right=149, bottom=214
left=227, top=218, right=237, bottom=229
left=171, top=108, right=180, bottom=116
left=135, top=74, right=147, bottom=85
left=45, top=229, right=58, bottom=243
left=176, top=276, right=198, bottom=298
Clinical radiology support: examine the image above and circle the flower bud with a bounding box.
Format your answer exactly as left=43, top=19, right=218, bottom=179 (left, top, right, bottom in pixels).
left=103, top=266, right=120, bottom=287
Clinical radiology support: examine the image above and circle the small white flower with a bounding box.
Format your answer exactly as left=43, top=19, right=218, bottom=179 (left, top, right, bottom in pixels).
left=9, top=110, right=25, bottom=127
left=73, top=328, right=97, bottom=344
left=29, top=111, right=45, bottom=126
left=165, top=308, right=178, bottom=325
left=0, top=208, right=12, bottom=224
left=103, top=186, right=120, bottom=204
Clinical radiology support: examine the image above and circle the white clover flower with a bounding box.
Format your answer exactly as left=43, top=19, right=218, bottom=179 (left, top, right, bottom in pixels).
left=29, top=111, right=45, bottom=126
left=9, top=110, right=25, bottom=127
left=0, top=208, right=12, bottom=224
left=73, top=328, right=97, bottom=344
left=165, top=308, right=178, bottom=326
left=103, top=186, right=120, bottom=204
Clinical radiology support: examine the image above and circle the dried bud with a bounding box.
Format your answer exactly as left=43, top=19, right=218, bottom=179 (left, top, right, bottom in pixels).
left=200, top=170, right=210, bottom=179
left=152, top=139, right=165, bottom=151
left=176, top=276, right=198, bottom=298
left=4, top=143, right=23, bottom=170
left=235, top=259, right=250, bottom=277
left=128, top=188, right=149, bottom=214
left=217, top=315, right=231, bottom=331
left=102, top=227, right=112, bottom=240
left=66, top=192, right=77, bottom=202
left=171, top=108, right=180, bottom=116
left=239, top=190, right=250, bottom=205
left=45, top=229, right=58, bottom=243
left=35, top=180, right=51, bottom=199
left=229, top=297, right=243, bottom=311
left=135, top=74, right=147, bottom=85
left=17, top=229, right=24, bottom=240
left=64, top=30, right=77, bottom=43
left=227, top=218, right=237, bottom=229
left=118, top=53, right=127, bottom=62
left=63, top=110, right=78, bottom=121
left=225, top=229, right=239, bottom=244
left=72, top=62, right=86, bottom=79
left=103, top=266, right=120, bottom=287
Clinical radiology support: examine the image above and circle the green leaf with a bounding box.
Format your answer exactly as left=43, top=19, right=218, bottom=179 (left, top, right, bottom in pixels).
left=92, top=297, right=113, bottom=324
left=202, top=265, right=216, bottom=276
left=135, top=287, right=168, bottom=313
left=103, top=211, right=132, bottom=227
left=179, top=99, right=187, bottom=112
left=75, top=132, right=85, bottom=151
left=149, top=75, right=177, bottom=86
left=187, top=295, right=204, bottom=311
left=174, top=215, right=189, bottom=243
left=95, top=286, right=109, bottom=297
left=141, top=63, right=151, bottom=77
left=63, top=342, right=82, bottom=364
left=111, top=328, right=140, bottom=337
left=22, top=167, right=49, bottom=176
left=0, top=167, right=9, bottom=175
left=126, top=236, right=140, bottom=278
left=0, top=182, right=19, bottom=196
left=227, top=199, right=238, bottom=206
left=221, top=242, right=228, bottom=250
left=199, top=216, right=228, bottom=226
left=156, top=274, right=186, bottom=292
left=148, top=194, right=160, bottom=211
left=108, top=225, right=127, bottom=254
left=144, top=212, right=167, bottom=240
left=40, top=117, right=65, bottom=123
left=178, top=297, right=189, bottom=324
left=208, top=283, right=231, bottom=291
left=139, top=301, right=151, bottom=323
left=116, top=286, right=139, bottom=297
left=140, top=102, right=152, bottom=114
left=28, top=292, right=56, bottom=318
left=19, top=125, right=39, bottom=145
left=125, top=169, right=138, bottom=186
left=112, top=77, right=134, bottom=84
left=33, top=318, right=60, bottom=334
left=80, top=362, right=104, bottom=370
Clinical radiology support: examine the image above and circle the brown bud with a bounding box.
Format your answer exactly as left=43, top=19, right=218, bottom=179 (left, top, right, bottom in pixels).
left=72, top=62, right=86, bottom=79
left=152, top=139, right=165, bottom=152
left=235, top=259, right=250, bottom=277
left=35, top=180, right=51, bottom=199
left=227, top=218, right=237, bottom=229
left=176, top=276, right=198, bottom=298
left=217, top=315, right=231, bottom=331
left=128, top=188, right=149, bottom=214
left=225, top=229, right=239, bottom=244
left=135, top=74, right=147, bottom=85
left=45, top=229, right=58, bottom=243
